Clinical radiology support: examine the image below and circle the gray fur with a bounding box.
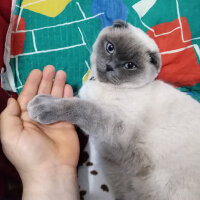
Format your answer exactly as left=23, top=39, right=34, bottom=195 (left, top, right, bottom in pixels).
left=94, top=23, right=160, bottom=86
left=28, top=94, right=124, bottom=142
left=28, top=21, right=200, bottom=200
left=28, top=93, right=153, bottom=200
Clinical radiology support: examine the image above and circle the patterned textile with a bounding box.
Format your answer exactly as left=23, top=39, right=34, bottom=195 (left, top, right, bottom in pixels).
left=2, top=0, right=200, bottom=101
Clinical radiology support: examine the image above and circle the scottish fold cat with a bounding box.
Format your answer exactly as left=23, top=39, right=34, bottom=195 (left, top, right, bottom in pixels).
left=28, top=20, right=200, bottom=200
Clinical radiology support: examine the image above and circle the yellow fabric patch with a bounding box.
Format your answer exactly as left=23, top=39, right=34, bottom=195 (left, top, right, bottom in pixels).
left=21, top=0, right=71, bottom=17
left=82, top=70, right=91, bottom=83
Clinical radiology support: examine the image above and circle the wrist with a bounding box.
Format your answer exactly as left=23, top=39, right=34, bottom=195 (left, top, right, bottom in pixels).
left=21, top=166, right=79, bottom=200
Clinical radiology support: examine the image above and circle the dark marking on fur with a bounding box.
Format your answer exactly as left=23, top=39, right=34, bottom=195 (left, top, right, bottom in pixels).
left=101, top=184, right=109, bottom=192
left=90, top=170, right=98, bottom=175
left=89, top=76, right=96, bottom=81
left=81, top=151, right=89, bottom=164
left=80, top=190, right=86, bottom=200
left=86, top=161, right=93, bottom=166
left=80, top=190, right=87, bottom=196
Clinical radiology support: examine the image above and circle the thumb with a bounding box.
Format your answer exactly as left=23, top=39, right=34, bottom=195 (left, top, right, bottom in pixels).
left=0, top=98, right=22, bottom=141
left=6, top=98, right=21, bottom=116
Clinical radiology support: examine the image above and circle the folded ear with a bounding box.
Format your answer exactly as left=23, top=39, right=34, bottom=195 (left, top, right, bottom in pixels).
left=149, top=52, right=161, bottom=71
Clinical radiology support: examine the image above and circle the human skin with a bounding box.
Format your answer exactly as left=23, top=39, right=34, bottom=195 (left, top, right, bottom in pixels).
left=0, top=65, right=80, bottom=200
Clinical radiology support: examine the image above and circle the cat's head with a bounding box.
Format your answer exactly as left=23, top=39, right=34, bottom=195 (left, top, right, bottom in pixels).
left=91, top=20, right=161, bottom=88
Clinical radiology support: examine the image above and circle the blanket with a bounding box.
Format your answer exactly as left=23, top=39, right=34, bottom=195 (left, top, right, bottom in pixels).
left=2, top=0, right=200, bottom=100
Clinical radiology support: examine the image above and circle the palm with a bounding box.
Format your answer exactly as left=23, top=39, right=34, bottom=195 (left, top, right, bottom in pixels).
left=24, top=109, right=79, bottom=167
left=2, top=66, right=80, bottom=174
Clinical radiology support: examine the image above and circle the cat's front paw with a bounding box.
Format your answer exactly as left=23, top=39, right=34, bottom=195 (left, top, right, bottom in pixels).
left=28, top=94, right=58, bottom=124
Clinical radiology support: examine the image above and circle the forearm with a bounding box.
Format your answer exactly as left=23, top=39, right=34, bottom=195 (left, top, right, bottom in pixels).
left=22, top=166, right=79, bottom=200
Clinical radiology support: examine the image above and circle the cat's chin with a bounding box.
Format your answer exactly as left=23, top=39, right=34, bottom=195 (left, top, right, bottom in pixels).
left=98, top=76, right=121, bottom=85
left=96, top=77, right=151, bottom=89
left=106, top=72, right=121, bottom=85
left=95, top=69, right=153, bottom=88
left=96, top=71, right=121, bottom=85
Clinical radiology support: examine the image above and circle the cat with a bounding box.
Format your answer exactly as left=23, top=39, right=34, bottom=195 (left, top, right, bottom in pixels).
left=28, top=20, right=200, bottom=200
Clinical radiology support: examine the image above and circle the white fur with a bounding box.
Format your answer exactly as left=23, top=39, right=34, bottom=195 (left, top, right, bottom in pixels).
left=79, top=78, right=200, bottom=200
left=78, top=22, right=200, bottom=200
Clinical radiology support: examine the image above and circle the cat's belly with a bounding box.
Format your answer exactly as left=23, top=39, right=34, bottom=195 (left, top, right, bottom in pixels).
left=93, top=140, right=138, bottom=197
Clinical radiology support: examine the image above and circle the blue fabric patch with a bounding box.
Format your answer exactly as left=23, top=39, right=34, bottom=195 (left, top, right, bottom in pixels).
left=92, top=0, right=128, bottom=29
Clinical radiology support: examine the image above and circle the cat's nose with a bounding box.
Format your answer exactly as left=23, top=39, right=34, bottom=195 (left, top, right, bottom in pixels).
left=106, top=65, right=114, bottom=72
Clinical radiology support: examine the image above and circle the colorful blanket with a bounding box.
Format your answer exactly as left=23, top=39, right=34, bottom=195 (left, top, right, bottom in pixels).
left=2, top=0, right=200, bottom=101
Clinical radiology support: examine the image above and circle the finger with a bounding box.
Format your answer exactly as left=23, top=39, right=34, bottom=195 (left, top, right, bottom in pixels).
left=64, top=84, right=73, bottom=98
left=51, top=70, right=66, bottom=97
left=18, top=69, right=42, bottom=112
left=38, top=65, right=55, bottom=95
left=0, top=98, right=22, bottom=141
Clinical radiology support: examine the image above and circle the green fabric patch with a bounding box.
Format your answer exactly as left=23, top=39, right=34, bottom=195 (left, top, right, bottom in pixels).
left=178, top=83, right=200, bottom=103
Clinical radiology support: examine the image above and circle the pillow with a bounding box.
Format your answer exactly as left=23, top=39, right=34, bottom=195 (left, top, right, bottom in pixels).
left=2, top=0, right=200, bottom=102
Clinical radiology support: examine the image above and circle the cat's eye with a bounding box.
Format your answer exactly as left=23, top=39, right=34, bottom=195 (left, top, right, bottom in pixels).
left=106, top=42, right=115, bottom=54
left=124, top=62, right=137, bottom=70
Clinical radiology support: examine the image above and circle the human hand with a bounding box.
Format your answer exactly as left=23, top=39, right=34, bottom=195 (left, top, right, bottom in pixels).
left=0, top=65, right=80, bottom=200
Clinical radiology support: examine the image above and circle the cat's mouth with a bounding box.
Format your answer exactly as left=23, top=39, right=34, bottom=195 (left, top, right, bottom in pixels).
left=106, top=71, right=120, bottom=85
left=97, top=68, right=120, bottom=85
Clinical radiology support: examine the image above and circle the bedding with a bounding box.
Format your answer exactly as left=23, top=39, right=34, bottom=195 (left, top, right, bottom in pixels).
left=1, top=0, right=200, bottom=199
left=2, top=0, right=200, bottom=99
